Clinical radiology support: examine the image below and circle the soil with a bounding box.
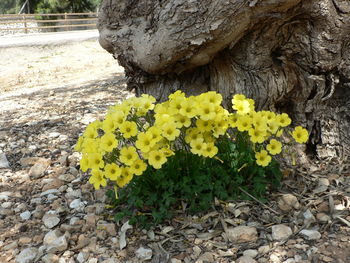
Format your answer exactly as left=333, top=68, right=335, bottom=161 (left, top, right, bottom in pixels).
left=0, top=38, right=124, bottom=94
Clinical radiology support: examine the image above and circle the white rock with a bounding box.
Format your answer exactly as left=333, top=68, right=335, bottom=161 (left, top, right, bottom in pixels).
left=69, top=216, right=80, bottom=225
left=278, top=194, right=300, bottom=211
left=119, top=221, right=133, bottom=250
left=43, top=230, right=68, bottom=253
left=16, top=247, right=38, bottom=263
left=69, top=199, right=85, bottom=211
left=226, top=226, right=258, bottom=243
left=0, top=192, right=10, bottom=201
left=299, top=229, right=321, bottom=240
left=65, top=188, right=82, bottom=199
left=40, top=189, right=60, bottom=197
left=0, top=152, right=10, bottom=169
left=3, top=240, right=18, bottom=250
left=236, top=256, right=258, bottom=263
left=41, top=253, right=59, bottom=263
left=77, top=252, right=89, bottom=263
left=47, top=194, right=58, bottom=201
left=49, top=132, right=61, bottom=138
left=272, top=224, right=293, bottom=241
left=59, top=135, right=68, bottom=141
left=258, top=245, right=270, bottom=254
left=303, top=209, right=316, bottom=227
left=316, top=213, right=331, bottom=223
left=283, top=258, right=297, bottom=263
left=198, top=252, right=214, bottom=262
left=20, top=211, right=31, bottom=220
left=1, top=201, right=13, bottom=209
left=243, top=249, right=258, bottom=258
left=135, top=247, right=153, bottom=261
left=43, top=211, right=60, bottom=229
left=313, top=178, right=330, bottom=193
left=28, top=159, right=50, bottom=178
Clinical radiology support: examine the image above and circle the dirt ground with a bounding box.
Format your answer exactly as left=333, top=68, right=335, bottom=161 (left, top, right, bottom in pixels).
left=0, top=39, right=350, bottom=263
left=0, top=39, right=124, bottom=94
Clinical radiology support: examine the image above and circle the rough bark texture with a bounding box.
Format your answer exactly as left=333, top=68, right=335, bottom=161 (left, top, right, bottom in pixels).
left=98, top=0, right=350, bottom=163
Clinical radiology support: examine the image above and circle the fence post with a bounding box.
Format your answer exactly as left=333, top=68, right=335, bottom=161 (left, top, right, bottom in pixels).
left=64, top=12, right=68, bottom=31
left=23, top=15, right=28, bottom=34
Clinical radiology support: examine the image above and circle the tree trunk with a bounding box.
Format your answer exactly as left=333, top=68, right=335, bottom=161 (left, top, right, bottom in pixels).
left=97, top=0, right=350, bottom=164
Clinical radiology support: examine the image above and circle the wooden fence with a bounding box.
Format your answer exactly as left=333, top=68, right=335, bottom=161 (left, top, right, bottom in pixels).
left=0, top=12, right=97, bottom=34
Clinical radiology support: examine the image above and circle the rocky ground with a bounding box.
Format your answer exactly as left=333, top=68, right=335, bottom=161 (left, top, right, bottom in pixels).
left=1, top=40, right=350, bottom=263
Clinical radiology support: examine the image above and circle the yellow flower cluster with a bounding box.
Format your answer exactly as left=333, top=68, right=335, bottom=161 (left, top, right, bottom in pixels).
left=75, top=91, right=309, bottom=190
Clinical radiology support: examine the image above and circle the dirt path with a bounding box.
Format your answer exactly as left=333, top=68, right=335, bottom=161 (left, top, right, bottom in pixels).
left=0, top=39, right=350, bottom=263
left=0, top=30, right=99, bottom=48
left=0, top=38, right=124, bottom=96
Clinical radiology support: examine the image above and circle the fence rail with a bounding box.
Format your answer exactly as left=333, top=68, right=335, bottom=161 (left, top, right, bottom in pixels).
left=0, top=12, right=97, bottom=34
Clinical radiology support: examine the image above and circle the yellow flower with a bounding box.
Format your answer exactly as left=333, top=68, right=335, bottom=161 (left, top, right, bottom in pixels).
left=203, top=132, right=215, bottom=143
left=104, top=163, right=122, bottom=180
left=89, top=169, right=107, bottom=190
left=267, top=121, right=279, bottom=134
left=88, top=153, right=105, bottom=170
left=89, top=120, right=103, bottom=130
left=79, top=155, right=89, bottom=172
left=255, top=150, right=272, bottom=167
left=266, top=139, right=282, bottom=155
left=212, top=115, right=228, bottom=137
left=276, top=128, right=284, bottom=137
left=110, top=111, right=126, bottom=128
left=202, top=142, right=218, bottom=158
left=120, top=121, right=138, bottom=138
left=154, top=103, right=168, bottom=115
left=129, top=159, right=147, bottom=176
left=146, top=126, right=162, bottom=142
left=276, top=113, right=291, bottom=127
left=264, top=111, right=276, bottom=123
left=111, top=102, right=130, bottom=116
left=148, top=150, right=167, bottom=169
left=169, top=97, right=184, bottom=115
left=100, top=133, right=118, bottom=152
left=231, top=94, right=246, bottom=105
left=136, top=132, right=156, bottom=153
left=179, top=99, right=197, bottom=118
left=119, top=146, right=138, bottom=166
left=83, top=126, right=98, bottom=139
left=81, top=138, right=100, bottom=154
left=248, top=128, right=267, bottom=143
left=190, top=138, right=206, bottom=156
left=160, top=147, right=175, bottom=157
left=175, top=114, right=191, bottom=128
left=198, top=102, right=216, bottom=121
left=233, top=99, right=251, bottom=115
left=292, top=126, right=309, bottom=143
left=102, top=116, right=117, bottom=133
left=155, top=114, right=175, bottom=128
left=251, top=112, right=268, bottom=130
left=116, top=167, right=134, bottom=188
left=247, top=98, right=255, bottom=112
left=168, top=90, right=186, bottom=100
left=236, top=115, right=252, bottom=132
left=185, top=128, right=201, bottom=143
left=140, top=94, right=155, bottom=111
left=196, top=119, right=213, bottom=132
left=161, top=122, right=180, bottom=141
left=229, top=113, right=239, bottom=128
left=74, top=136, right=84, bottom=152
left=202, top=91, right=222, bottom=106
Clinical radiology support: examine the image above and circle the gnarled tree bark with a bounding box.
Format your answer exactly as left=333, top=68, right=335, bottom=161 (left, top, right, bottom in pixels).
left=98, top=0, right=350, bottom=164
